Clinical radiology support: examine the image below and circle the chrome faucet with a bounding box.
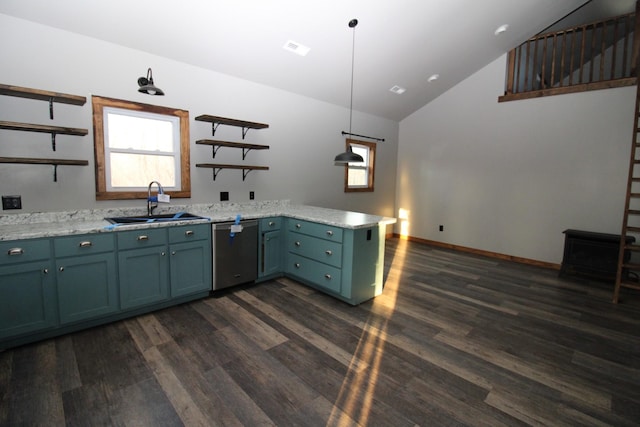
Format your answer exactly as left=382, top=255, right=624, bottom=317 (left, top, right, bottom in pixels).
left=147, top=181, right=164, bottom=216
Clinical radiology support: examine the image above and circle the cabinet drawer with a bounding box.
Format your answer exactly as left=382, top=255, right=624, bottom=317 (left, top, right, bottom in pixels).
left=0, top=239, right=51, bottom=265
left=287, top=219, right=343, bottom=242
left=54, top=233, right=115, bottom=257
left=117, top=228, right=167, bottom=250
left=287, top=233, right=342, bottom=268
left=261, top=217, right=282, bottom=230
left=168, top=223, right=210, bottom=244
left=287, top=253, right=341, bottom=294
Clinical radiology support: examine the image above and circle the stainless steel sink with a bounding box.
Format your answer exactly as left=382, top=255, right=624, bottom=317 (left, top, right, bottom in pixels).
left=105, top=212, right=208, bottom=225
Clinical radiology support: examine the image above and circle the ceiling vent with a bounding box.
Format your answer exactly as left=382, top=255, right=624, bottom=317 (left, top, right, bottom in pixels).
left=283, top=40, right=310, bottom=56
left=389, top=85, right=406, bottom=94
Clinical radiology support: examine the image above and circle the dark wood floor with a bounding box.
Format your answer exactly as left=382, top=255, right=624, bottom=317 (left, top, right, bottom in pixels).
left=2, top=238, right=640, bottom=426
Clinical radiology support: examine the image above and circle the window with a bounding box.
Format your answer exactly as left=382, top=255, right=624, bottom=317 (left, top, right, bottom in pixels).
left=344, top=139, right=375, bottom=192
left=92, top=96, right=190, bottom=200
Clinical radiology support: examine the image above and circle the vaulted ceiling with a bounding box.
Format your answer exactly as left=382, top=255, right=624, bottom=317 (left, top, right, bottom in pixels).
left=0, top=0, right=634, bottom=121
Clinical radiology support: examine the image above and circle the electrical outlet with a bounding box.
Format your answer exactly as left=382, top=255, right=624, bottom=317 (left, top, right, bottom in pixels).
left=2, top=195, right=22, bottom=210
left=249, top=191, right=255, bottom=200
left=439, top=225, right=444, bottom=232
left=220, top=191, right=229, bottom=201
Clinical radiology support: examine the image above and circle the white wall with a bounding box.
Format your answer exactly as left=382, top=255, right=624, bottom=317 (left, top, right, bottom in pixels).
left=397, top=53, right=635, bottom=264
left=0, top=14, right=398, bottom=219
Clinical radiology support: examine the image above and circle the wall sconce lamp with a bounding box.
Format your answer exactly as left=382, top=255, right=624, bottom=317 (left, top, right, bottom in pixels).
left=137, top=68, right=164, bottom=96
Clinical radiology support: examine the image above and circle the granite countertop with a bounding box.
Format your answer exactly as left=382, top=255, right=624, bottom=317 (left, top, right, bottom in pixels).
left=0, top=200, right=396, bottom=241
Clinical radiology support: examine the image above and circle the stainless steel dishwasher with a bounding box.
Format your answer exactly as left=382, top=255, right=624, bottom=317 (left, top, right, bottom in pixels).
left=212, top=220, right=258, bottom=290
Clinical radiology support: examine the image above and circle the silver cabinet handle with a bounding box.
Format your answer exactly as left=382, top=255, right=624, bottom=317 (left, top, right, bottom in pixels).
left=185, top=230, right=194, bottom=236
left=294, top=262, right=300, bottom=268
left=325, top=250, right=332, bottom=256
left=79, top=241, right=92, bottom=248
left=326, top=230, right=333, bottom=236
left=161, top=252, right=166, bottom=256
left=59, top=267, right=64, bottom=272
left=295, top=241, right=301, bottom=247
left=137, top=235, right=149, bottom=241
left=269, top=221, right=275, bottom=226
left=296, top=223, right=301, bottom=229
left=43, top=268, right=49, bottom=274
left=171, top=251, right=176, bottom=255
left=324, top=274, right=332, bottom=280
left=8, top=248, right=24, bottom=256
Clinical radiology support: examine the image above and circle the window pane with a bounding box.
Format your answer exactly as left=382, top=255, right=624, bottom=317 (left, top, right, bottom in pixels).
left=109, top=152, right=176, bottom=188
left=348, top=168, right=367, bottom=186
left=106, top=110, right=175, bottom=152
left=348, top=146, right=368, bottom=166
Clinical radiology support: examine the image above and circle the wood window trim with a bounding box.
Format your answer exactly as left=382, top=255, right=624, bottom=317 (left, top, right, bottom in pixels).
left=92, top=96, right=191, bottom=200
left=344, top=138, right=375, bottom=193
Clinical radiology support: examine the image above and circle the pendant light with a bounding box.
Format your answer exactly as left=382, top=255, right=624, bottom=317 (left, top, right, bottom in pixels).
left=137, top=68, right=164, bottom=96
left=335, top=19, right=364, bottom=164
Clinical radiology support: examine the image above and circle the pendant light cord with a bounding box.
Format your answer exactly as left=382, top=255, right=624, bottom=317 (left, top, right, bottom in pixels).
left=349, top=21, right=356, bottom=135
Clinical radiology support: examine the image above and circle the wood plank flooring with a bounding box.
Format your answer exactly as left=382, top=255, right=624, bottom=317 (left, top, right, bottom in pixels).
left=1, top=237, right=639, bottom=426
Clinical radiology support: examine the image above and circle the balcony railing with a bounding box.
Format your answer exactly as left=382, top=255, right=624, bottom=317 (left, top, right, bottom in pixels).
left=499, top=10, right=639, bottom=102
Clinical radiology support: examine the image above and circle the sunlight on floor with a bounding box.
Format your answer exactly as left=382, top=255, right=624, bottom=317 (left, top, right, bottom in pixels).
left=328, top=238, right=408, bottom=425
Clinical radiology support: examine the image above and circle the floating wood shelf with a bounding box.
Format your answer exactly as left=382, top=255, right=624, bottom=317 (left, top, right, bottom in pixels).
left=0, top=84, right=86, bottom=120
left=196, top=163, right=269, bottom=181
left=0, top=120, right=88, bottom=151
left=195, top=115, right=269, bottom=139
left=0, top=156, right=89, bottom=182
left=196, top=139, right=269, bottom=160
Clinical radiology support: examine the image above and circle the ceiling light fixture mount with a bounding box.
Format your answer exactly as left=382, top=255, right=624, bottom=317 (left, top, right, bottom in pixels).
left=137, top=67, right=164, bottom=96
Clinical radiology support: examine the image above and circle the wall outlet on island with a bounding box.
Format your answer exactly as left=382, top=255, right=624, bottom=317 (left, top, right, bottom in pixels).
left=220, top=191, right=229, bottom=201
left=439, top=225, right=444, bottom=232
left=2, top=195, right=22, bottom=210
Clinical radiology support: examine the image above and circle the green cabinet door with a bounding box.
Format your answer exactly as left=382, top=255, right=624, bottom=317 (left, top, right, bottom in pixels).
left=170, top=239, right=212, bottom=297
left=118, top=245, right=169, bottom=310
left=261, top=230, right=283, bottom=277
left=56, top=252, right=118, bottom=324
left=0, top=261, right=56, bottom=340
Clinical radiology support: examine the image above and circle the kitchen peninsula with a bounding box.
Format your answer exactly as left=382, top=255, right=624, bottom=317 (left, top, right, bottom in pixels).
left=0, top=200, right=395, bottom=349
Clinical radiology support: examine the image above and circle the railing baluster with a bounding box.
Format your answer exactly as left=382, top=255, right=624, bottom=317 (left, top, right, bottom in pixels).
left=559, top=32, right=566, bottom=87
left=515, top=45, right=522, bottom=93
left=579, top=25, right=586, bottom=84
left=569, top=29, right=576, bottom=86
left=600, top=21, right=606, bottom=81
left=623, top=15, right=630, bottom=77
left=589, top=23, right=597, bottom=83
left=611, top=17, right=619, bottom=79
left=532, top=38, right=539, bottom=91
left=524, top=40, right=530, bottom=92
left=506, top=49, right=516, bottom=95
left=550, top=34, right=557, bottom=87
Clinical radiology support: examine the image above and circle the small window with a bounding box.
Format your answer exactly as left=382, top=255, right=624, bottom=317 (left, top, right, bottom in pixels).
left=344, top=139, right=375, bottom=192
left=92, top=96, right=190, bottom=200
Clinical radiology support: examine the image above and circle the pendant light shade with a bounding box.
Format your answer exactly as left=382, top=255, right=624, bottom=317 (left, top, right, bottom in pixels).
left=335, top=18, right=363, bottom=164
left=138, top=68, right=164, bottom=96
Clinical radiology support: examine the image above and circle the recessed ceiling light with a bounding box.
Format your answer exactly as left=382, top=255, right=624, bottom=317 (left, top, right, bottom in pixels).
left=495, top=24, right=509, bottom=35
left=427, top=74, right=439, bottom=83
left=283, top=40, right=310, bottom=56
left=389, top=85, right=406, bottom=94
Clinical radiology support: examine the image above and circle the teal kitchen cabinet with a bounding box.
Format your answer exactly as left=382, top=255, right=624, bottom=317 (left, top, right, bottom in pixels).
left=54, top=233, right=118, bottom=325
left=0, top=238, right=56, bottom=340
left=168, top=224, right=212, bottom=297
left=117, top=228, right=170, bottom=310
left=258, top=217, right=284, bottom=280
left=285, top=218, right=384, bottom=305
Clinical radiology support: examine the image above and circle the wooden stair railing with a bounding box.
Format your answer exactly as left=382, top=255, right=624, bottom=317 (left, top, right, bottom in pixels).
left=500, top=8, right=640, bottom=102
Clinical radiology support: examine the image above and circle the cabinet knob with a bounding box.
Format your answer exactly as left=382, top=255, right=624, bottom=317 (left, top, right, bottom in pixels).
left=269, top=221, right=275, bottom=226
left=295, top=241, right=301, bottom=247
left=324, top=274, right=332, bottom=280
left=137, top=235, right=149, bottom=241
left=294, top=262, right=300, bottom=268
left=78, top=241, right=93, bottom=248
left=185, top=230, right=194, bottom=236
left=296, top=223, right=301, bottom=229
left=171, top=251, right=176, bottom=255
left=326, top=230, right=333, bottom=236
left=59, top=266, right=64, bottom=272
left=161, top=252, right=166, bottom=256
left=43, top=268, right=49, bottom=274
left=8, top=248, right=24, bottom=256
left=325, top=250, right=332, bottom=256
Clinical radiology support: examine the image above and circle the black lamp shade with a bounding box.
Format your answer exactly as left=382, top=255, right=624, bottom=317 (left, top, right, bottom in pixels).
left=334, top=146, right=364, bottom=163
left=137, top=69, right=164, bottom=96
